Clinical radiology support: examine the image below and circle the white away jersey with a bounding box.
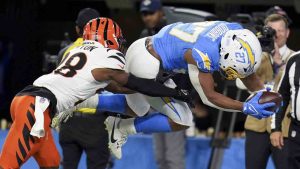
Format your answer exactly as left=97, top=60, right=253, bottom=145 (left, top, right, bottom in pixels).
left=34, top=40, right=125, bottom=112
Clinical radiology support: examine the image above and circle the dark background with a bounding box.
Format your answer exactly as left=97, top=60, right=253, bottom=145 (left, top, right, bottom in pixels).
left=0, top=0, right=299, bottom=121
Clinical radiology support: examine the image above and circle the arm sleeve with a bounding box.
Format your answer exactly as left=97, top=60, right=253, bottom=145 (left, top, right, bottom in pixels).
left=271, top=59, right=292, bottom=132
left=188, top=64, right=240, bottom=112
left=124, top=73, right=179, bottom=98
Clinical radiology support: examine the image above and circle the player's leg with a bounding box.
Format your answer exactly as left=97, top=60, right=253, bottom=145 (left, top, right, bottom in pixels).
left=286, top=121, right=300, bottom=169
left=59, top=137, right=83, bottom=169
left=106, top=36, right=191, bottom=158
left=0, top=96, right=47, bottom=168
left=105, top=77, right=193, bottom=159
left=112, top=97, right=192, bottom=135
left=68, top=93, right=137, bottom=117
left=105, top=112, right=171, bottom=159
left=164, top=131, right=186, bottom=169
left=33, top=101, right=60, bottom=169
left=271, top=137, right=289, bottom=169
left=59, top=118, right=84, bottom=169
left=124, top=78, right=193, bottom=133
left=153, top=133, right=168, bottom=169
left=105, top=95, right=193, bottom=159
left=107, top=35, right=173, bottom=134
left=127, top=77, right=194, bottom=133
left=79, top=115, right=109, bottom=169
left=110, top=90, right=192, bottom=135
left=245, top=130, right=271, bottom=169
left=33, top=131, right=60, bottom=169
left=124, top=37, right=160, bottom=79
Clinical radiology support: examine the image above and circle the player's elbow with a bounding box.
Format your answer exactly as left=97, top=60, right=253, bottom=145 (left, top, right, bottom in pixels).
left=205, top=92, right=216, bottom=102
left=202, top=92, right=219, bottom=106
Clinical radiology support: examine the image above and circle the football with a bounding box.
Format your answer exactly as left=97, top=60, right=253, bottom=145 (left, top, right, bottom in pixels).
left=258, top=91, right=283, bottom=112
left=246, top=91, right=282, bottom=112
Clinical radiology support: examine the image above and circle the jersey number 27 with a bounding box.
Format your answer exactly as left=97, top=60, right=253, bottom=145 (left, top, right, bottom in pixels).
left=169, top=22, right=216, bottom=43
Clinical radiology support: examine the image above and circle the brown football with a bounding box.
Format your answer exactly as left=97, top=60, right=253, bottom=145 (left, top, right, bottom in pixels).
left=258, top=91, right=282, bottom=112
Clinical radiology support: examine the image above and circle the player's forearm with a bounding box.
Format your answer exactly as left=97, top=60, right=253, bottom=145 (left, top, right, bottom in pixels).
left=105, top=81, right=135, bottom=94
left=124, top=73, right=180, bottom=98
left=206, top=92, right=243, bottom=111
left=110, top=71, right=182, bottom=98
left=191, top=76, right=243, bottom=112
left=188, top=64, right=241, bottom=112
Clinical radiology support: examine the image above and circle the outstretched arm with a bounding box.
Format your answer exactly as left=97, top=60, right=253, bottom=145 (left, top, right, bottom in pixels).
left=184, top=49, right=242, bottom=112
left=91, top=68, right=190, bottom=101
left=188, top=64, right=275, bottom=119
left=104, top=81, right=135, bottom=94
left=184, top=48, right=274, bottom=118
left=188, top=64, right=242, bottom=112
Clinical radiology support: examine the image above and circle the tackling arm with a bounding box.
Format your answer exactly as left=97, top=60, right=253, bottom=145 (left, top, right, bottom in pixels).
left=92, top=68, right=190, bottom=101
left=104, top=81, right=135, bottom=94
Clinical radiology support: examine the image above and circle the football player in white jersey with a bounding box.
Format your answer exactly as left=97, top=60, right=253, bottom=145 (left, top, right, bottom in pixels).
left=0, top=17, right=190, bottom=169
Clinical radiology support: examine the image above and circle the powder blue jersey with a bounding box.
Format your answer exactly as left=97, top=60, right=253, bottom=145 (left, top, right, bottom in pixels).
left=152, top=21, right=243, bottom=73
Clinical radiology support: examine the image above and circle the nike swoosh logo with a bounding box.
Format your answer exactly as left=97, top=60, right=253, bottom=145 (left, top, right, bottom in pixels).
left=118, top=64, right=124, bottom=69
left=249, top=105, right=259, bottom=115
left=111, top=118, right=117, bottom=143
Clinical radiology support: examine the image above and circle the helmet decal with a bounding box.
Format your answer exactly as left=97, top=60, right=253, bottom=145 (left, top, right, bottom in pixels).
left=236, top=37, right=255, bottom=69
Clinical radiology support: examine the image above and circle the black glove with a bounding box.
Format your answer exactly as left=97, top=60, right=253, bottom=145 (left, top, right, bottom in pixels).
left=156, top=71, right=175, bottom=84
left=173, top=88, right=193, bottom=103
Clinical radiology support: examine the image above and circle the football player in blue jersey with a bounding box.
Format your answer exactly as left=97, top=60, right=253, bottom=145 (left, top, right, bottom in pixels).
left=60, top=21, right=277, bottom=159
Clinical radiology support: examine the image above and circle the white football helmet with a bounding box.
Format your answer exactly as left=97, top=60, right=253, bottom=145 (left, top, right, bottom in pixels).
left=219, top=29, right=262, bottom=80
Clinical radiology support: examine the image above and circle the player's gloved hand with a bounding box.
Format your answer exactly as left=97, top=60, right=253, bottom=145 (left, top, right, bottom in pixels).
left=242, top=91, right=276, bottom=119
left=156, top=72, right=175, bottom=84
left=51, top=108, right=75, bottom=128
left=173, top=88, right=193, bottom=103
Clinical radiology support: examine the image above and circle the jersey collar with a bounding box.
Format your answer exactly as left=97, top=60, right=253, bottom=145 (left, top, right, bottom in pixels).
left=82, top=40, right=105, bottom=48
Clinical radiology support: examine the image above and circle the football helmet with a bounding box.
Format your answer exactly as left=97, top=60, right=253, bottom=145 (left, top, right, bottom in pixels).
left=83, top=17, right=126, bottom=51
left=219, top=29, right=262, bottom=80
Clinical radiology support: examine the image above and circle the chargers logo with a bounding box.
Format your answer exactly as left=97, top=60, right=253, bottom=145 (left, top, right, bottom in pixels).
left=193, top=48, right=211, bottom=71
left=236, top=38, right=255, bottom=71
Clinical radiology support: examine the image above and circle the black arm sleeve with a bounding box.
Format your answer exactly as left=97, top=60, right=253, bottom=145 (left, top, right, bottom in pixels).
left=272, top=59, right=292, bottom=132
left=124, top=74, right=180, bottom=98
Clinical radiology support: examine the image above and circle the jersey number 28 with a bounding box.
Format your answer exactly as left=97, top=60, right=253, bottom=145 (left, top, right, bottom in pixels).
left=54, top=52, right=87, bottom=77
